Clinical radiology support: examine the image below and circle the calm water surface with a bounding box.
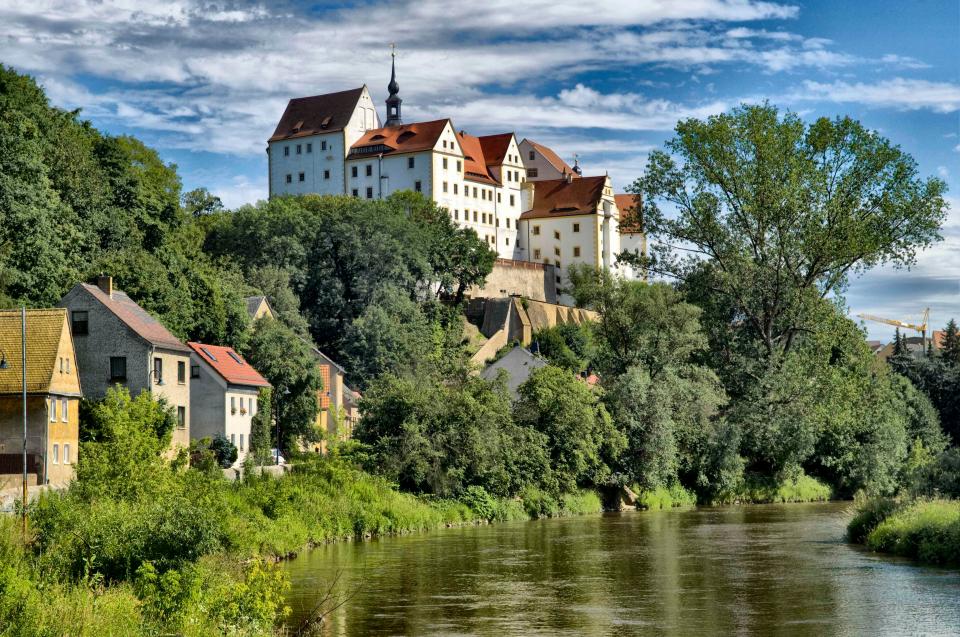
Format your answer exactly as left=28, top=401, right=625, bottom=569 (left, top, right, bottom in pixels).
left=283, top=502, right=960, bottom=635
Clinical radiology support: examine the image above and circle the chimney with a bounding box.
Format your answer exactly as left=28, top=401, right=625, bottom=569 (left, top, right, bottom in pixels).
left=97, top=274, right=113, bottom=298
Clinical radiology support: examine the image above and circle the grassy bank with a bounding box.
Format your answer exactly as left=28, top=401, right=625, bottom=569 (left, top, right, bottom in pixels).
left=1, top=457, right=603, bottom=636
left=712, top=474, right=833, bottom=505
left=635, top=484, right=697, bottom=510
left=848, top=498, right=960, bottom=566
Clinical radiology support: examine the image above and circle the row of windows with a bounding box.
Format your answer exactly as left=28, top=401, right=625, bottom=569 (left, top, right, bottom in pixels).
left=533, top=246, right=582, bottom=260
left=282, top=140, right=328, bottom=156
left=230, top=396, right=257, bottom=416
left=285, top=169, right=333, bottom=184
left=531, top=223, right=580, bottom=237
left=58, top=357, right=71, bottom=374
left=440, top=156, right=462, bottom=172
left=230, top=433, right=246, bottom=452
left=48, top=397, right=69, bottom=423
left=51, top=443, right=71, bottom=465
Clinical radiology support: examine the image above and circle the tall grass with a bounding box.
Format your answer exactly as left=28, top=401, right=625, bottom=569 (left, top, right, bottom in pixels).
left=712, top=473, right=833, bottom=505
left=850, top=499, right=960, bottom=566
left=635, top=484, right=697, bottom=510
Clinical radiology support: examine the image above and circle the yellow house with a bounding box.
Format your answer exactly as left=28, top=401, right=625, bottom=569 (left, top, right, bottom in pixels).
left=0, top=309, right=81, bottom=488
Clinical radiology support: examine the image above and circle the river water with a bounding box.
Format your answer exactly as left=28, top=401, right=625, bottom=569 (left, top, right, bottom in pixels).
left=283, top=502, right=960, bottom=635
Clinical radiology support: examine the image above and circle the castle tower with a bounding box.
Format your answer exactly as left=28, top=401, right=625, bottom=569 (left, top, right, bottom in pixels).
left=385, top=45, right=403, bottom=127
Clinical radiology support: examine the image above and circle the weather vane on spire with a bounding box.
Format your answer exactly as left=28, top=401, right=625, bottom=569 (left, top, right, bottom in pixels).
left=385, top=42, right=403, bottom=127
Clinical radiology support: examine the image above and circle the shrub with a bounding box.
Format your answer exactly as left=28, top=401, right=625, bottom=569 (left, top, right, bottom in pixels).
left=635, top=484, right=697, bottom=510
left=864, top=500, right=960, bottom=565
left=848, top=498, right=901, bottom=544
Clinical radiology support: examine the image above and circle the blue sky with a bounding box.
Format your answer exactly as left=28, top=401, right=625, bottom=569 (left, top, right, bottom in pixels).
left=2, top=0, right=958, bottom=340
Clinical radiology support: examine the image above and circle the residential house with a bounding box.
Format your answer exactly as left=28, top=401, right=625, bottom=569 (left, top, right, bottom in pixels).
left=0, top=309, right=81, bottom=487
left=187, top=343, right=270, bottom=466
left=245, top=296, right=275, bottom=322
left=59, top=276, right=193, bottom=449
left=307, top=345, right=348, bottom=453
left=480, top=345, right=548, bottom=401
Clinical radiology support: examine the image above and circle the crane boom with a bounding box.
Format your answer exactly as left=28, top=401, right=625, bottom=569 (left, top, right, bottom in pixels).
left=857, top=308, right=931, bottom=355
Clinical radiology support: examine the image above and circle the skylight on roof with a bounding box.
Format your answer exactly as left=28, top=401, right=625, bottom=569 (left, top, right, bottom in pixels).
left=227, top=351, right=245, bottom=365
left=200, top=347, right=218, bottom=361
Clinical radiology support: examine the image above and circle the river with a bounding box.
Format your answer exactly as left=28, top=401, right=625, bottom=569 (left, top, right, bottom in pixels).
left=282, top=502, right=960, bottom=635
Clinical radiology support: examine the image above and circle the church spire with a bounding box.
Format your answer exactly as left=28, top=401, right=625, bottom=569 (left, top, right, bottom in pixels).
left=385, top=43, right=403, bottom=127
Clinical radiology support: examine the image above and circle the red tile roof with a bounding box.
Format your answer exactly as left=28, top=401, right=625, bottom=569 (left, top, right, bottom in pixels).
left=349, top=119, right=450, bottom=157
left=519, top=176, right=608, bottom=220
left=477, top=133, right=514, bottom=167
left=457, top=131, right=498, bottom=185
left=78, top=284, right=190, bottom=353
left=269, top=87, right=366, bottom=142
left=614, top=193, right=644, bottom=233
left=523, top=139, right=577, bottom=177
left=188, top=342, right=271, bottom=388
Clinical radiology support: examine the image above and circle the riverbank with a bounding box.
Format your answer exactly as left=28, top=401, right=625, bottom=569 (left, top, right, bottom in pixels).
left=848, top=498, right=960, bottom=566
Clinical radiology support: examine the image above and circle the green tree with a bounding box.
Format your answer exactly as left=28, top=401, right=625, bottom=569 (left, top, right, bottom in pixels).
left=940, top=319, right=960, bottom=365
left=243, top=318, right=321, bottom=451
left=249, top=387, right=274, bottom=464
left=513, top=366, right=625, bottom=493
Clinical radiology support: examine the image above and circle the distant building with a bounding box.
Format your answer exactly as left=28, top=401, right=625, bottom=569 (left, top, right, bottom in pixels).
left=0, top=309, right=81, bottom=487
left=481, top=346, right=548, bottom=400
left=59, top=276, right=192, bottom=449
left=187, top=342, right=270, bottom=466
left=245, top=296, right=275, bottom=322
left=303, top=342, right=350, bottom=453
left=518, top=138, right=578, bottom=182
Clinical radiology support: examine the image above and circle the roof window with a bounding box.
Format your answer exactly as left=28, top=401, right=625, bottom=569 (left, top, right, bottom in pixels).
left=200, top=346, right=218, bottom=362
left=320, top=115, right=332, bottom=128
left=228, top=351, right=245, bottom=365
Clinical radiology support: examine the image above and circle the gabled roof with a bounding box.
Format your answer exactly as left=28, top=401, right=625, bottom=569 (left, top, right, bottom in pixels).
left=269, top=87, right=365, bottom=142
left=245, top=295, right=274, bottom=320
left=520, top=176, right=608, bottom=220
left=188, top=342, right=271, bottom=388
left=477, top=133, right=515, bottom=167
left=0, top=309, right=77, bottom=395
left=303, top=337, right=348, bottom=375
left=74, top=284, right=190, bottom=353
left=348, top=119, right=450, bottom=157
left=521, top=138, right=577, bottom=176
left=457, top=131, right=498, bottom=185
left=614, top=193, right=643, bottom=233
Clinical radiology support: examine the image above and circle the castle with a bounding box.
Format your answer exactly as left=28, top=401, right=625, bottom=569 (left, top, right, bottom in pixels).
left=267, top=53, right=645, bottom=293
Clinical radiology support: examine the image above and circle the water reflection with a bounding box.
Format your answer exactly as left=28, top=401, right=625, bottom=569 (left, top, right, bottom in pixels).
left=283, top=502, right=960, bottom=636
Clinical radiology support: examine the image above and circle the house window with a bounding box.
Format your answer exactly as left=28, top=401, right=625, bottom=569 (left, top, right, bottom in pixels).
left=239, top=434, right=245, bottom=451
left=366, top=187, right=374, bottom=199
left=63, top=444, right=70, bottom=465
left=409, top=157, right=416, bottom=169
left=306, top=143, right=312, bottom=153
left=296, top=144, right=302, bottom=154
left=529, top=150, right=535, bottom=160
left=351, top=166, right=358, bottom=178
left=324, top=170, right=330, bottom=180
left=506, top=237, right=510, bottom=246
left=473, top=211, right=478, bottom=222
left=554, top=247, right=561, bottom=257
left=527, top=168, right=538, bottom=178
left=415, top=181, right=422, bottom=192
left=533, top=225, right=541, bottom=235
left=365, top=164, right=373, bottom=177
left=178, top=361, right=186, bottom=384
left=473, top=187, right=478, bottom=198
left=497, top=193, right=501, bottom=203
left=49, top=398, right=57, bottom=422
left=534, top=249, right=541, bottom=259
left=443, top=181, right=448, bottom=193
left=453, top=184, right=458, bottom=195
left=509, top=195, right=515, bottom=207
left=191, top=364, right=200, bottom=379
left=442, top=157, right=447, bottom=169
left=321, top=140, right=327, bottom=151
left=231, top=433, right=236, bottom=446
left=61, top=398, right=68, bottom=422
left=555, top=260, right=561, bottom=268
left=231, top=396, right=237, bottom=414
left=352, top=189, right=359, bottom=197
left=285, top=174, right=292, bottom=184
left=240, top=397, right=246, bottom=412
left=454, top=210, right=459, bottom=220
left=298, top=172, right=305, bottom=182
left=506, top=218, right=511, bottom=229
left=456, top=160, right=462, bottom=172
left=52, top=444, right=59, bottom=465
left=573, top=223, right=580, bottom=233
left=251, top=399, right=257, bottom=415
left=153, top=357, right=163, bottom=385
left=177, top=407, right=186, bottom=429
left=284, top=146, right=290, bottom=156
left=110, top=356, right=126, bottom=381
left=71, top=311, right=88, bottom=336
left=554, top=230, right=561, bottom=240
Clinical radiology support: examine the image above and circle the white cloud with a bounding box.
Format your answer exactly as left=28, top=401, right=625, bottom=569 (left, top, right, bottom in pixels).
left=939, top=166, right=950, bottom=179
left=797, top=78, right=960, bottom=113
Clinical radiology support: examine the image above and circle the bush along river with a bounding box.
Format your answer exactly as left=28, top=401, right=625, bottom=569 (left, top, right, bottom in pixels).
left=282, top=502, right=960, bottom=636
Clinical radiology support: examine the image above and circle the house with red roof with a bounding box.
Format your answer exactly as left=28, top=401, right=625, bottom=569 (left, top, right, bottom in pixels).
left=59, top=276, right=193, bottom=449
left=187, top=342, right=270, bottom=465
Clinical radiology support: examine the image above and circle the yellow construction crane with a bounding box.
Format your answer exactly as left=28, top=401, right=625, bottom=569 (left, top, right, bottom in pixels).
left=857, top=307, right=930, bottom=353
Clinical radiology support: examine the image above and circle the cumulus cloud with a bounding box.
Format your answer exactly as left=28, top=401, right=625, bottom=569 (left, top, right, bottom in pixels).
left=797, top=78, right=960, bottom=113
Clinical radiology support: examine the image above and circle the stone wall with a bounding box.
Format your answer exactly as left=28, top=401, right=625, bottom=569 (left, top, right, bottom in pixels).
left=469, top=259, right=558, bottom=304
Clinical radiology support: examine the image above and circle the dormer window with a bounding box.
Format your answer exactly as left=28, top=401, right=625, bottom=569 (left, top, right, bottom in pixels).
left=320, top=116, right=332, bottom=128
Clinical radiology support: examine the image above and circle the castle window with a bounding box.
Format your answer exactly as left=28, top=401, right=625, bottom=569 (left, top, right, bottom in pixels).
left=285, top=174, right=292, bottom=183
left=554, top=247, right=560, bottom=257
left=307, top=143, right=312, bottom=153
left=351, top=166, right=358, bottom=178
left=352, top=188, right=359, bottom=197
left=527, top=168, right=538, bottom=178
left=509, top=195, right=515, bottom=206
left=573, top=246, right=581, bottom=257
left=506, top=218, right=511, bottom=229
left=366, top=187, right=373, bottom=199
left=534, top=249, right=541, bottom=259
left=533, top=225, right=540, bottom=235
left=284, top=146, right=290, bottom=156
left=409, top=157, right=415, bottom=169
left=365, top=164, right=373, bottom=177
left=473, top=187, right=478, bottom=198
left=497, top=193, right=501, bottom=203
left=505, top=237, right=510, bottom=246
left=296, top=144, right=302, bottom=154
left=555, top=260, right=561, bottom=268
left=298, top=172, right=305, bottom=182
left=454, top=210, right=459, bottom=220
left=321, top=140, right=327, bottom=151
left=415, top=181, right=422, bottom=192
left=573, top=223, right=580, bottom=233
left=473, top=211, right=478, bottom=222
left=554, top=230, right=561, bottom=240
left=453, top=184, right=458, bottom=195
left=442, top=157, right=448, bottom=169
left=443, top=182, right=448, bottom=193
left=324, top=170, right=330, bottom=180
